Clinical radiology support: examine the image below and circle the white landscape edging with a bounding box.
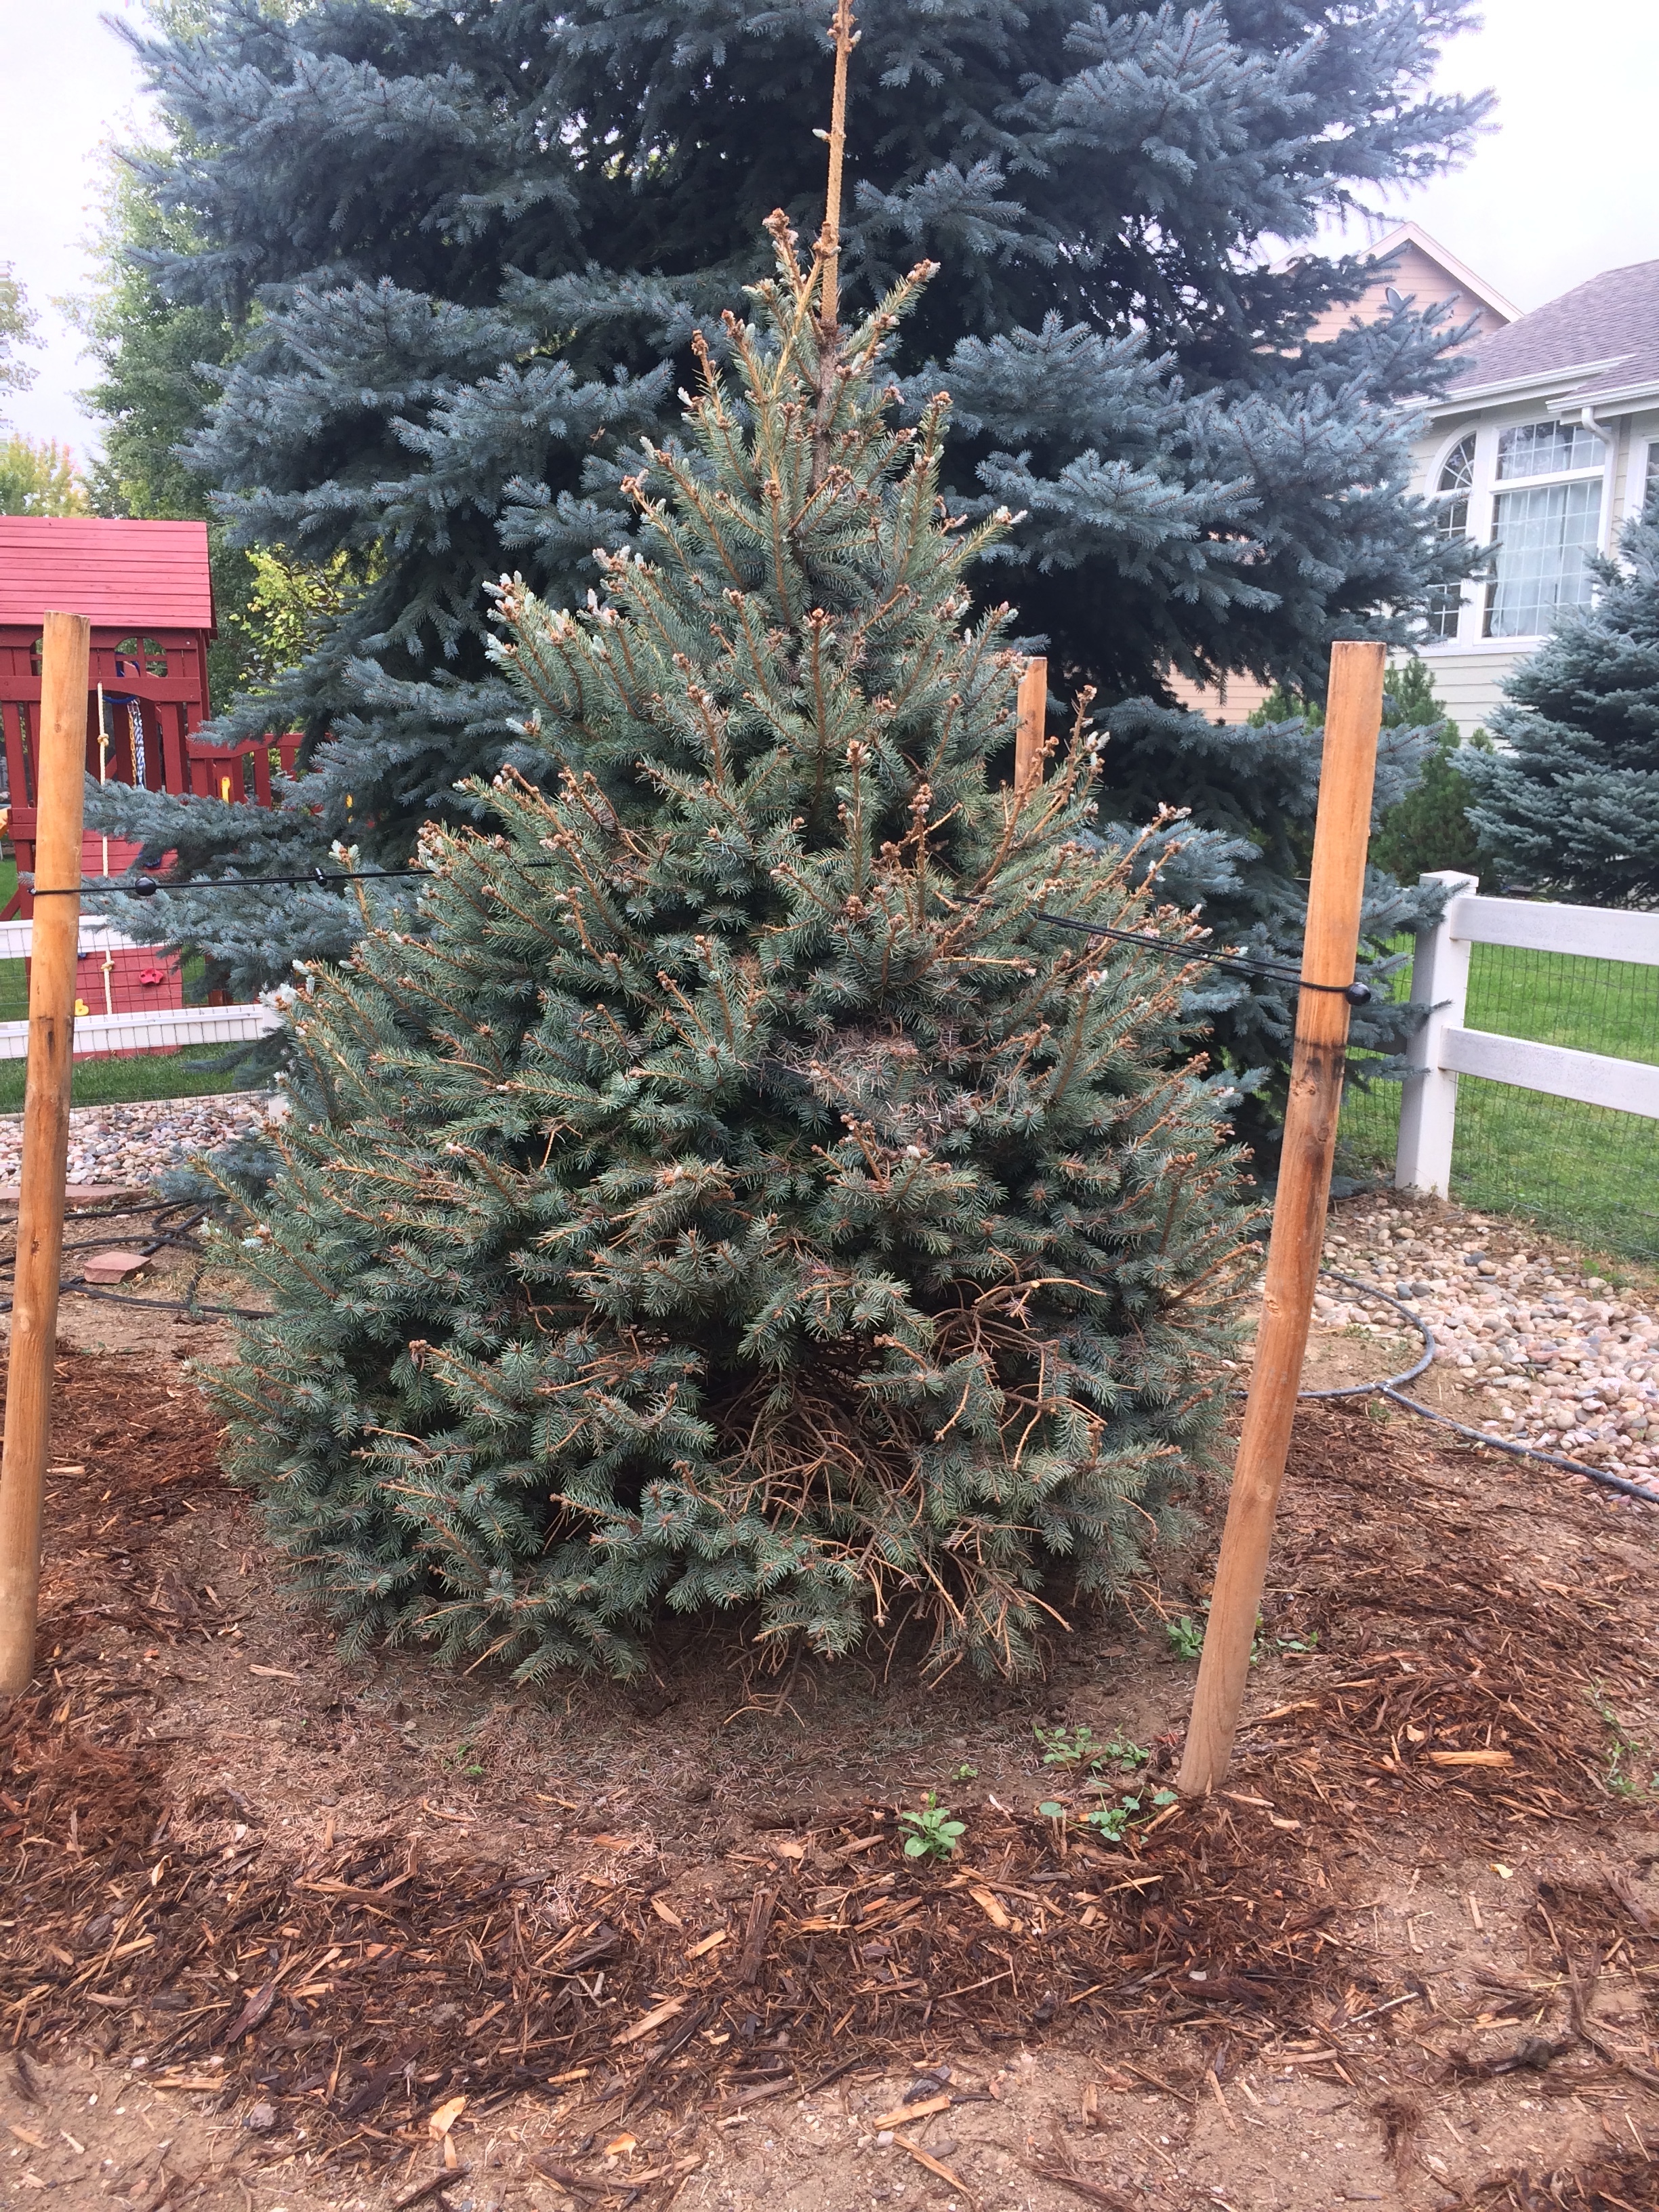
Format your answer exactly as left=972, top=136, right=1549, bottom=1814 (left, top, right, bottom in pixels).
left=0, top=1002, right=283, bottom=1061
left=1394, top=873, right=1659, bottom=1197
left=0, top=911, right=284, bottom=1059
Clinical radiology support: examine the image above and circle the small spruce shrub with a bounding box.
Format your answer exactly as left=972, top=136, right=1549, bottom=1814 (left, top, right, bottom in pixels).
left=207, top=224, right=1255, bottom=1681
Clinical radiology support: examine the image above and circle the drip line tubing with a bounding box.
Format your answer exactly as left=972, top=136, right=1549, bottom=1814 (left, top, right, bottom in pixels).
left=1287, top=1267, right=1659, bottom=1509
left=6, top=1204, right=1652, bottom=1506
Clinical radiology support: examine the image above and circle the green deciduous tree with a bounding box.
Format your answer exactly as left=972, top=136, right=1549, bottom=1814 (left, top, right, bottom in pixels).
left=0, top=264, right=38, bottom=420
left=0, top=436, right=89, bottom=516
left=207, top=235, right=1254, bottom=1680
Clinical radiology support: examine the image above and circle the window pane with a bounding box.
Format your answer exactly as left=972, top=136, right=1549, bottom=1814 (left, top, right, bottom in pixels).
left=1486, top=479, right=1601, bottom=637
left=1427, top=492, right=1469, bottom=639
left=1496, top=421, right=1601, bottom=480
left=1438, top=436, right=1476, bottom=494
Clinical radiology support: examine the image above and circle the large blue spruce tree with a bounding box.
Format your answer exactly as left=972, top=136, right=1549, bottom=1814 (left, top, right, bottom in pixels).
left=89, top=0, right=1488, bottom=1111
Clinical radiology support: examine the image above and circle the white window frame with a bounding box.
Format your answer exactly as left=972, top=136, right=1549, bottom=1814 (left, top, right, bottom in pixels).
left=1631, top=430, right=1659, bottom=524
left=1422, top=414, right=1616, bottom=651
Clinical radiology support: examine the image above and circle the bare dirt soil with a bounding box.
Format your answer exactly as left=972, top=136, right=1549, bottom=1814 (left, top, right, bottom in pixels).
left=4, top=1223, right=1659, bottom=2212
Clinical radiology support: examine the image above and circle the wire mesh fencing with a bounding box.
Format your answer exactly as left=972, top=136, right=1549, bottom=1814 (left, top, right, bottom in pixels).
left=1340, top=938, right=1659, bottom=1263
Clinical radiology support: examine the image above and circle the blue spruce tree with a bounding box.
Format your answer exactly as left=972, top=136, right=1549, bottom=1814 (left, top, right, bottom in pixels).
left=207, top=226, right=1256, bottom=1679
left=1465, top=501, right=1659, bottom=909
left=89, top=0, right=1486, bottom=1107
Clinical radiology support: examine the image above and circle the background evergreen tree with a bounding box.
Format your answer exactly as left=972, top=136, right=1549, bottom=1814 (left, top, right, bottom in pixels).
left=70, top=41, right=327, bottom=710
left=85, top=0, right=1485, bottom=1109
left=208, top=231, right=1254, bottom=1680
left=1370, top=656, right=1492, bottom=885
left=1465, top=504, right=1659, bottom=909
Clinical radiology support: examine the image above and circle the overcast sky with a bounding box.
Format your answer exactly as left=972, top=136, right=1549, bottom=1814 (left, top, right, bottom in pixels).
left=1, top=0, right=1655, bottom=464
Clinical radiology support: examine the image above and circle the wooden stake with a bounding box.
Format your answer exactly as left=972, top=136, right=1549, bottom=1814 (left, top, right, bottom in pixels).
left=1175, top=639, right=1385, bottom=1797
left=1015, top=656, right=1046, bottom=800
left=0, top=611, right=89, bottom=1696
left=817, top=0, right=857, bottom=325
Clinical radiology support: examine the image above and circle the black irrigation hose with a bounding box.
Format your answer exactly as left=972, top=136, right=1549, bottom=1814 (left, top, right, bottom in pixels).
left=69, top=1283, right=272, bottom=1319
left=10, top=1191, right=1656, bottom=1504
left=1301, top=1267, right=1659, bottom=1509
left=0, top=1196, right=266, bottom=1319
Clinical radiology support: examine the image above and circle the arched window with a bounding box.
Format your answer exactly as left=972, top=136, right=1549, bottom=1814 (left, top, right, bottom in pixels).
left=1427, top=436, right=1475, bottom=640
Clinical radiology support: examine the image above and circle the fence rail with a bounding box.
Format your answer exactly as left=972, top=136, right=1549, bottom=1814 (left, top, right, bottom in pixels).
left=0, top=909, right=277, bottom=1059
left=1395, top=872, right=1659, bottom=1199
left=0, top=1002, right=280, bottom=1061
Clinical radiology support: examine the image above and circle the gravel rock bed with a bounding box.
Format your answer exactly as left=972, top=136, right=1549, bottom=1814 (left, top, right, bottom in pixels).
left=0, top=1092, right=279, bottom=1189
left=7, top=1097, right=1655, bottom=1494
left=1319, top=1194, right=1659, bottom=1487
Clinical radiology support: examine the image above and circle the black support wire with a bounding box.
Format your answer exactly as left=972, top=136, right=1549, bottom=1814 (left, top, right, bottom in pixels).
left=25, top=874, right=1374, bottom=1006
left=26, top=867, right=433, bottom=897
left=1038, top=910, right=1374, bottom=1002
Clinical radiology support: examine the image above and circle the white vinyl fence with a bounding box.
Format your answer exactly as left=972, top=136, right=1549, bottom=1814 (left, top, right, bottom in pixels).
left=1395, top=871, right=1659, bottom=1196
left=0, top=914, right=280, bottom=1061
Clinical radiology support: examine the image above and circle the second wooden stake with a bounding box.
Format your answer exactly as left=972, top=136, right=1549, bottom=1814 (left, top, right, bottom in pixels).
left=1176, top=638, right=1386, bottom=1797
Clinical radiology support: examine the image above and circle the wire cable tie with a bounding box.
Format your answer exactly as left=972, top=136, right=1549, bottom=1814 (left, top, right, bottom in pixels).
left=1038, top=909, right=1374, bottom=1003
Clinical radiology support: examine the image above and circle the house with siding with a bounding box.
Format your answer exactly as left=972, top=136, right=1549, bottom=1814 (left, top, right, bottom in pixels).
left=1164, top=222, right=1519, bottom=723
left=1168, top=231, right=1659, bottom=739
left=1416, top=258, right=1659, bottom=735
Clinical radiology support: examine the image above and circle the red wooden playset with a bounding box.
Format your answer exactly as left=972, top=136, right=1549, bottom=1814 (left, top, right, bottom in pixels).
left=0, top=518, right=300, bottom=1040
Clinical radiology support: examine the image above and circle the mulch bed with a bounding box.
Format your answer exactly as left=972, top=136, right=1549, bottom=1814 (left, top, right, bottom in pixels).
left=3, top=1350, right=1659, bottom=2202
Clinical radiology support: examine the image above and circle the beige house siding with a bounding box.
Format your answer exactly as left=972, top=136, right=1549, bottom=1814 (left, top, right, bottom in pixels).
left=1305, top=232, right=1515, bottom=346
left=1416, top=647, right=1530, bottom=737
left=1161, top=667, right=1277, bottom=723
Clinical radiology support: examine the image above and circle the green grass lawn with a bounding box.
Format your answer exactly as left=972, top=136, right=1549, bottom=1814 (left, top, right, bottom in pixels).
left=0, top=1050, right=253, bottom=1115
left=1342, top=939, right=1659, bottom=1262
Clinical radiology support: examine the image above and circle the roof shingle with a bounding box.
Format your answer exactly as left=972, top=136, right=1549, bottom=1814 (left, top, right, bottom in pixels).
left=1448, top=259, right=1659, bottom=405
left=0, top=517, right=214, bottom=631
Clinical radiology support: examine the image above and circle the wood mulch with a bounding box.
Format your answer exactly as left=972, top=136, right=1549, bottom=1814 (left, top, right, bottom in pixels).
left=3, top=1349, right=1659, bottom=2211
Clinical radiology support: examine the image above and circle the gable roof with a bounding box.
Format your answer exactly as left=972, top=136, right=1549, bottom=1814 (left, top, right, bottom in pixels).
left=1446, top=258, right=1659, bottom=409
left=0, top=517, right=215, bottom=632
left=1362, top=222, right=1521, bottom=326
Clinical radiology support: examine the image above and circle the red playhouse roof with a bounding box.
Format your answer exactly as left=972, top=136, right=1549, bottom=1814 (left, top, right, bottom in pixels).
left=0, top=516, right=215, bottom=633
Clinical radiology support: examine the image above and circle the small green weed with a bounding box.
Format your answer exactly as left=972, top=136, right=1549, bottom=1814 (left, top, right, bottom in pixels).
left=1165, top=1607, right=1313, bottom=1664
left=953, top=1762, right=979, bottom=1781
left=1591, top=1689, right=1656, bottom=1801
left=899, top=1793, right=966, bottom=1861
left=1272, top=1627, right=1319, bottom=1656
left=1034, top=1722, right=1099, bottom=1770
left=1036, top=1722, right=1148, bottom=1778
left=1084, top=1788, right=1178, bottom=1844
